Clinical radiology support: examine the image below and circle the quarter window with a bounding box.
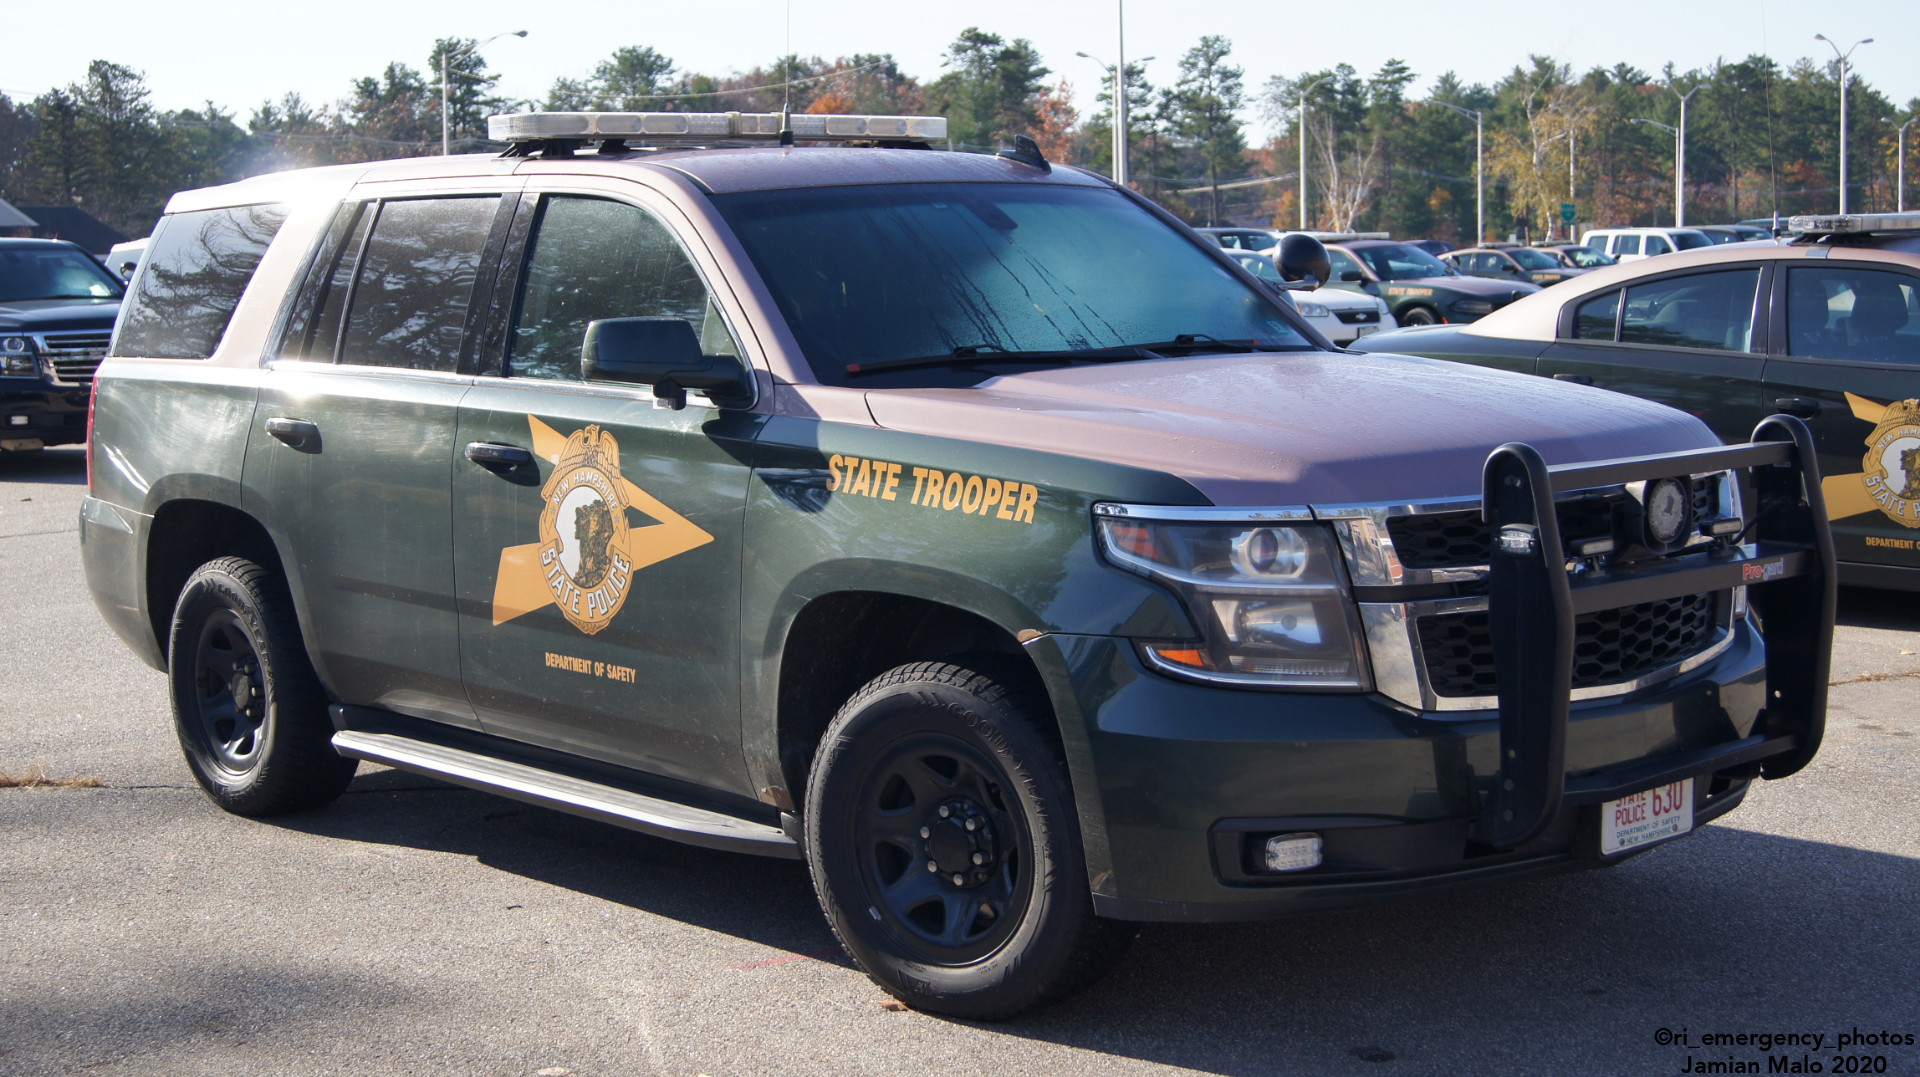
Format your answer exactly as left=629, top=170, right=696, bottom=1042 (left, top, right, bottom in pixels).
left=1614, top=235, right=1641, bottom=256
left=1572, top=290, right=1620, bottom=340
left=1787, top=265, right=1920, bottom=365
left=1619, top=269, right=1760, bottom=352
left=111, top=204, right=289, bottom=359
left=1644, top=236, right=1671, bottom=256
left=337, top=197, right=500, bottom=372
left=509, top=195, right=740, bottom=382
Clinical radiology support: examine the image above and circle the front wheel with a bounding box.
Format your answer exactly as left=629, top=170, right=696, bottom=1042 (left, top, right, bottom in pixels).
left=1399, top=305, right=1441, bottom=326
left=804, top=661, right=1123, bottom=1019
left=168, top=557, right=356, bottom=816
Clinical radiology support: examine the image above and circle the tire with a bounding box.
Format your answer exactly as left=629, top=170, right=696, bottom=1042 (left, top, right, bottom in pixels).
left=804, top=660, right=1124, bottom=1019
left=168, top=556, right=356, bottom=816
left=1400, top=305, right=1440, bottom=326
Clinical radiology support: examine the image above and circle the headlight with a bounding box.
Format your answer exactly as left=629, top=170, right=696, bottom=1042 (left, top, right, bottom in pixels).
left=1452, top=300, right=1494, bottom=315
left=1293, top=300, right=1331, bottom=318
left=1094, top=509, right=1370, bottom=690
left=1, top=336, right=37, bottom=377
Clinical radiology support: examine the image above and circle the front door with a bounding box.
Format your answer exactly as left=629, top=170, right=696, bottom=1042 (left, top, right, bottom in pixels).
left=1535, top=266, right=1770, bottom=440
left=452, top=191, right=767, bottom=793
left=247, top=193, right=509, bottom=726
left=1763, top=260, right=1920, bottom=573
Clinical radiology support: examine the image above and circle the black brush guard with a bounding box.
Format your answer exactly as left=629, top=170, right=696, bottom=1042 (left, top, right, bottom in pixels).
left=1476, top=415, right=1835, bottom=850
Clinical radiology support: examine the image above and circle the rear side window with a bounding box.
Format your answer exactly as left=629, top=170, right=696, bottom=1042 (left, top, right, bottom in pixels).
left=112, top=204, right=289, bottom=359
left=1644, top=236, right=1671, bottom=256
left=1787, top=265, right=1920, bottom=365
left=1572, top=290, right=1619, bottom=339
left=1620, top=269, right=1760, bottom=351
left=338, top=197, right=499, bottom=372
left=1614, top=235, right=1641, bottom=256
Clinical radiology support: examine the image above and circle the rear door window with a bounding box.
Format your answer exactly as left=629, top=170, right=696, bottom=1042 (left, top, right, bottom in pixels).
left=1645, top=235, right=1671, bottom=256
left=1786, top=265, right=1920, bottom=365
left=111, top=204, right=289, bottom=359
left=1614, top=235, right=1641, bottom=256
left=338, top=197, right=500, bottom=372
left=1620, top=269, right=1761, bottom=351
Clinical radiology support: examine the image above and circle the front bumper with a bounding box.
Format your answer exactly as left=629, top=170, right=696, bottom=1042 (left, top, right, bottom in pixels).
left=0, top=384, right=90, bottom=447
left=1040, top=623, right=1771, bottom=921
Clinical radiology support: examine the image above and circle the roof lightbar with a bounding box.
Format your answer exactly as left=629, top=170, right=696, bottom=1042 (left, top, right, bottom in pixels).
left=1788, top=211, right=1920, bottom=237
left=487, top=111, right=948, bottom=144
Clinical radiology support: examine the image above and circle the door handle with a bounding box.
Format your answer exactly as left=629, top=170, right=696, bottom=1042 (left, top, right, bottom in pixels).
left=265, top=417, right=320, bottom=452
left=465, top=442, right=535, bottom=471
left=1552, top=373, right=1593, bottom=385
left=1774, top=396, right=1821, bottom=419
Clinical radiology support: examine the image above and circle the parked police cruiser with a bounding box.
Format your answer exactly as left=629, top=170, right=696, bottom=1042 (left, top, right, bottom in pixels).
left=82, top=110, right=1836, bottom=1018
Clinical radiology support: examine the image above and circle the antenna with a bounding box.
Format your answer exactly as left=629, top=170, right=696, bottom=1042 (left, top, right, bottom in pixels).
left=781, top=0, right=794, bottom=145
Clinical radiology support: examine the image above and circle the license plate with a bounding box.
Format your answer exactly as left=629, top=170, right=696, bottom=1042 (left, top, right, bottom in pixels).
left=1354, top=325, right=1379, bottom=337
left=1600, top=779, right=1694, bottom=855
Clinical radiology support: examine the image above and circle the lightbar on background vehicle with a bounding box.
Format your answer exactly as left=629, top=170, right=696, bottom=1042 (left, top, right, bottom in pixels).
left=1788, top=211, right=1920, bottom=237
left=487, top=111, right=948, bottom=144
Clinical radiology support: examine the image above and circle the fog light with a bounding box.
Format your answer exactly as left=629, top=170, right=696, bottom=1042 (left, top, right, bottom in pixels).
left=1263, top=833, right=1323, bottom=872
left=7, top=415, right=27, bottom=426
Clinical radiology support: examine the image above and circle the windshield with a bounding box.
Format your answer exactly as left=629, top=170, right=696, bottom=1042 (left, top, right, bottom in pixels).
left=1671, top=231, right=1713, bottom=251
left=1510, top=248, right=1559, bottom=270
left=713, top=182, right=1312, bottom=387
left=1562, top=245, right=1615, bottom=268
left=1353, top=243, right=1452, bottom=281
left=0, top=246, right=124, bottom=302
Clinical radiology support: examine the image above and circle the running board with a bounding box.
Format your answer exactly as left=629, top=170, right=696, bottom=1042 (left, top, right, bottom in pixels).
left=331, top=730, right=802, bottom=860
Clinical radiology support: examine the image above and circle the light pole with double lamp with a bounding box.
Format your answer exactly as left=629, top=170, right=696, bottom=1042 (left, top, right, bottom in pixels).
left=1629, top=118, right=1686, bottom=227
left=1297, top=76, right=1334, bottom=230
left=1076, top=50, right=1154, bottom=188
left=443, top=30, right=528, bottom=155
left=1815, top=34, right=1873, bottom=214
left=1898, top=117, right=1917, bottom=213
left=1432, top=101, right=1484, bottom=244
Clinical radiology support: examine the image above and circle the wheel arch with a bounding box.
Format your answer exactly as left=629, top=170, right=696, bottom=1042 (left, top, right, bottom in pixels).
left=144, top=498, right=292, bottom=667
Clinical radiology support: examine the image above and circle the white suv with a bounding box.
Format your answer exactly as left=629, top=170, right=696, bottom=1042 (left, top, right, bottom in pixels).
left=1579, top=227, right=1714, bottom=262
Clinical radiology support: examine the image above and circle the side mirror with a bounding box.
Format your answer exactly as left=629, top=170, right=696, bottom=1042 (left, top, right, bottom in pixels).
left=1275, top=234, right=1330, bottom=289
left=582, top=317, right=753, bottom=411
left=1339, top=270, right=1365, bottom=283
left=1500, top=263, right=1519, bottom=274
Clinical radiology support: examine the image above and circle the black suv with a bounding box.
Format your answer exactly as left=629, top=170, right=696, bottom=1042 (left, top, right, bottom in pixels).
left=1, top=238, right=123, bottom=451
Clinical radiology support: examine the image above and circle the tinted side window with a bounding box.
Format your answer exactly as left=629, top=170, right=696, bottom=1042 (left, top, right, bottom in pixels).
left=1787, top=265, right=1920, bottom=365
left=1645, top=236, right=1671, bottom=255
left=112, top=204, right=289, bottom=359
left=338, top=197, right=499, bottom=371
left=1620, top=269, right=1760, bottom=351
left=1573, top=290, right=1619, bottom=340
left=509, top=196, right=740, bottom=382
left=1327, top=248, right=1365, bottom=281
left=1615, top=235, right=1641, bottom=255
left=277, top=202, right=371, bottom=362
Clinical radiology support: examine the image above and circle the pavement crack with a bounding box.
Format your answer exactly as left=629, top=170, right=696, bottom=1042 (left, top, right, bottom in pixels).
left=0, top=527, right=80, bottom=540
left=1830, top=668, right=1920, bottom=686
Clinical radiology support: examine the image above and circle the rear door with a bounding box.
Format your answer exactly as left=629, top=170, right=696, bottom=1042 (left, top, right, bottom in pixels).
left=451, top=186, right=768, bottom=793
left=1535, top=265, right=1770, bottom=441
left=1762, top=259, right=1920, bottom=575
left=247, top=191, right=513, bottom=727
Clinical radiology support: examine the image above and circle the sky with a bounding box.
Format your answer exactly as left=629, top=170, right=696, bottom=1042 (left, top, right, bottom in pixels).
left=5, top=0, right=1913, bottom=140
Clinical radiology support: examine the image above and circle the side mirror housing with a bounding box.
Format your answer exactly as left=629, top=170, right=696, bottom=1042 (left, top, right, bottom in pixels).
left=1339, top=270, right=1365, bottom=283
left=581, top=317, right=754, bottom=411
left=1275, top=234, right=1330, bottom=289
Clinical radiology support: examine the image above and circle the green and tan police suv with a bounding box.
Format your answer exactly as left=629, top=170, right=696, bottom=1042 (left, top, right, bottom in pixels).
left=82, top=111, right=1834, bottom=1018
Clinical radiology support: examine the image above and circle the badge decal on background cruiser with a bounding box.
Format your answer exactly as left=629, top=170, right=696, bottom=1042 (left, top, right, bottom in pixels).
left=1822, top=394, right=1920, bottom=529
left=492, top=416, right=713, bottom=632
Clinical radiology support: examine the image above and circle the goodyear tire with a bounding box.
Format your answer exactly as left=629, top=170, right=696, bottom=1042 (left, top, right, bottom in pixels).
left=1400, top=305, right=1440, bottom=326
left=168, top=557, right=356, bottom=816
left=804, top=660, right=1123, bottom=1019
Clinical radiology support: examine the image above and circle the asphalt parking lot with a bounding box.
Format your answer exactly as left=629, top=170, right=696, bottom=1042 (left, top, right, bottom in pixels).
left=2, top=444, right=1916, bottom=1077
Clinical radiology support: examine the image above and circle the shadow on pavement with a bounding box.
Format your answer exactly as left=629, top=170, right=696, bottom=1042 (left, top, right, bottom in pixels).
left=0, top=445, right=86, bottom=484
left=267, top=772, right=1920, bottom=1074
left=1837, top=585, right=1920, bottom=632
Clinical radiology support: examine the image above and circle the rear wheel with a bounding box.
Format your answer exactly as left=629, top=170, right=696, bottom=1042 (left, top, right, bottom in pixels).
left=1400, top=305, right=1441, bottom=326
left=804, top=661, right=1123, bottom=1019
left=168, top=557, right=356, bottom=816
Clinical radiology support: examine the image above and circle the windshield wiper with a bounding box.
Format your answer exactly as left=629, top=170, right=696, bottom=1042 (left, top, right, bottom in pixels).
left=1127, top=333, right=1292, bottom=355
left=844, top=344, right=1160, bottom=377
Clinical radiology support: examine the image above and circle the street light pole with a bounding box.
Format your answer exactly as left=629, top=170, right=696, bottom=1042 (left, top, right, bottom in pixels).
left=1630, top=117, right=1681, bottom=225
left=1078, top=50, right=1154, bottom=185
left=1816, top=34, right=1874, bottom=214
left=1901, top=117, right=1919, bottom=213
left=1435, top=101, right=1484, bottom=243
left=442, top=30, right=528, bottom=155
left=1298, top=76, right=1333, bottom=230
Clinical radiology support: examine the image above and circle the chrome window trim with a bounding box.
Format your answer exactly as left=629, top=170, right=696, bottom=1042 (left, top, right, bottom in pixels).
left=1361, top=594, right=1739, bottom=714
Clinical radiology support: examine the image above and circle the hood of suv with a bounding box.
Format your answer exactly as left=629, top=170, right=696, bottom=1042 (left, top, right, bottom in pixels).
left=0, top=297, right=122, bottom=333
left=864, top=351, right=1714, bottom=507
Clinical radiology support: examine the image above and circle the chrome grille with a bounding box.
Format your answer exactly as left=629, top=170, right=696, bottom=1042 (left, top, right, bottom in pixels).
left=36, top=331, right=110, bottom=385
left=1384, top=477, right=1720, bottom=571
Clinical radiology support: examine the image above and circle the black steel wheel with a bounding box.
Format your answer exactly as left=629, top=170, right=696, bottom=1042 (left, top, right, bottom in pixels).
left=168, top=557, right=356, bottom=816
left=805, top=660, right=1124, bottom=1019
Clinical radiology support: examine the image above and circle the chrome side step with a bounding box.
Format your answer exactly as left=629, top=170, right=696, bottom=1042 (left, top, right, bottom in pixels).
left=331, top=730, right=802, bottom=860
